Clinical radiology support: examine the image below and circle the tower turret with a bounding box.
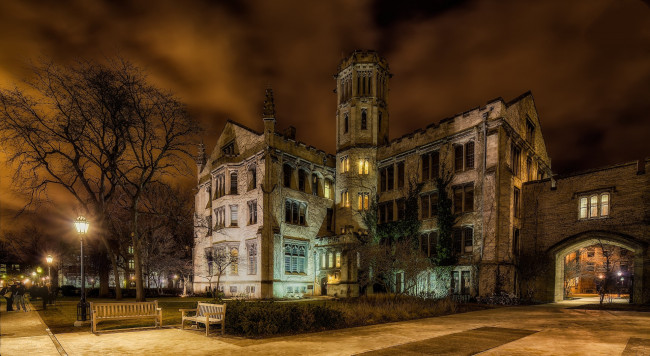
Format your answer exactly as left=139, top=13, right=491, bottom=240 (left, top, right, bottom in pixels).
left=334, top=50, right=390, bottom=235
left=335, top=50, right=390, bottom=151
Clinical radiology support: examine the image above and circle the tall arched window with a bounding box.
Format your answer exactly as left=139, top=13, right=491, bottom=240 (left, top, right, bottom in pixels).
left=230, top=171, right=238, bottom=195
left=361, top=110, right=367, bottom=130
left=357, top=76, right=361, bottom=96
left=324, top=179, right=332, bottom=199
left=344, top=114, right=349, bottom=133
left=298, top=169, right=307, bottom=192
left=283, top=164, right=293, bottom=188
left=311, top=173, right=319, bottom=196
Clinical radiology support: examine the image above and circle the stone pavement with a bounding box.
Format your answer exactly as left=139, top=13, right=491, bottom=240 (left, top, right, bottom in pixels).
left=0, top=302, right=61, bottom=356
left=2, top=297, right=650, bottom=356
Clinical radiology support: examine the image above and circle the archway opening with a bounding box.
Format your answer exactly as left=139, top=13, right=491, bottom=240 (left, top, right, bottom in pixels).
left=552, top=233, right=643, bottom=303
left=562, top=243, right=634, bottom=303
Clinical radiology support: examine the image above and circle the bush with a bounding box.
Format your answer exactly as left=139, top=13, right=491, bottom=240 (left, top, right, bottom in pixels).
left=225, top=301, right=344, bottom=337
left=224, top=295, right=455, bottom=337
left=59, top=285, right=80, bottom=297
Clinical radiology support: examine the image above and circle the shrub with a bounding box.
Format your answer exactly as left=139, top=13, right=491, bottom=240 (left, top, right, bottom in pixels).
left=224, top=295, right=455, bottom=337
left=225, top=301, right=344, bottom=337
left=59, top=285, right=80, bottom=297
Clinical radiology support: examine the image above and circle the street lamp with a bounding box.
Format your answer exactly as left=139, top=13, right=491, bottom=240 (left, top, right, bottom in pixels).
left=46, top=255, right=53, bottom=286
left=74, top=216, right=90, bottom=326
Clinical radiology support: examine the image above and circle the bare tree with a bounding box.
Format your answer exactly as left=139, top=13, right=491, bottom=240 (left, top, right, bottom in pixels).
left=199, top=245, right=236, bottom=300
left=0, top=59, right=138, bottom=298
left=111, top=66, right=199, bottom=301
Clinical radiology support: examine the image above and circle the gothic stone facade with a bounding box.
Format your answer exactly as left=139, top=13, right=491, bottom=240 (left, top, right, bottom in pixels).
left=192, top=50, right=560, bottom=299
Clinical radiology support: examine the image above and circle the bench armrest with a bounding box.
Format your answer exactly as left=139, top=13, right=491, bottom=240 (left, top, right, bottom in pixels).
left=179, top=308, right=197, bottom=317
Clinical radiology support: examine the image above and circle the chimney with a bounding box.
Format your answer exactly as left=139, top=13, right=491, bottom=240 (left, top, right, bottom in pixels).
left=638, top=158, right=646, bottom=175
left=550, top=175, right=557, bottom=190
left=283, top=126, right=296, bottom=140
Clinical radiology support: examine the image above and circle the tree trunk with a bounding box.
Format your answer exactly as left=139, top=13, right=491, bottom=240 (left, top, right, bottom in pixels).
left=98, top=251, right=110, bottom=297
left=132, top=236, right=146, bottom=301
left=131, top=198, right=146, bottom=302
left=107, top=249, right=123, bottom=300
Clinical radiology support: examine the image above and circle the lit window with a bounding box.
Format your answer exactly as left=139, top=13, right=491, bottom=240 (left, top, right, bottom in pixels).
left=589, top=195, right=598, bottom=218
left=600, top=193, right=609, bottom=216
left=357, top=192, right=370, bottom=211
left=579, top=197, right=588, bottom=219
left=321, top=253, right=326, bottom=268
left=340, top=156, right=350, bottom=173
left=341, top=190, right=349, bottom=207
left=335, top=252, right=341, bottom=268
left=328, top=252, right=333, bottom=269
left=324, top=179, right=332, bottom=199
left=580, top=192, right=611, bottom=219
left=358, top=159, right=369, bottom=175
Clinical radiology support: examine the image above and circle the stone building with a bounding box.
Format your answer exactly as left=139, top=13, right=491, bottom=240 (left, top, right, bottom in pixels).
left=193, top=50, right=559, bottom=299
left=521, top=159, right=650, bottom=304
left=564, top=246, right=634, bottom=295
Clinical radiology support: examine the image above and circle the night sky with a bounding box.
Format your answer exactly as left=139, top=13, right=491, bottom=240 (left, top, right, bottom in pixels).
left=1, top=0, right=649, bottom=219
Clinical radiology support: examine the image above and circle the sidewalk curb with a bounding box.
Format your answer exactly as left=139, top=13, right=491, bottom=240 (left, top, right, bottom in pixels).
left=29, top=300, right=68, bottom=356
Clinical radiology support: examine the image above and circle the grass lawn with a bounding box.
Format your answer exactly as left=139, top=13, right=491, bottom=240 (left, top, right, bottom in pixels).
left=36, top=296, right=211, bottom=334
left=33, top=295, right=499, bottom=336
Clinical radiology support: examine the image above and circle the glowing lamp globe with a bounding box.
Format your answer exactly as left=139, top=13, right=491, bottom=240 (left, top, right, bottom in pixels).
left=46, top=255, right=53, bottom=264
left=74, top=216, right=89, bottom=234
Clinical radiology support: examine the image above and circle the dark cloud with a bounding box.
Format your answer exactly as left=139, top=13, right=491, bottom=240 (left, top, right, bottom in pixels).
left=0, top=0, right=649, bottom=216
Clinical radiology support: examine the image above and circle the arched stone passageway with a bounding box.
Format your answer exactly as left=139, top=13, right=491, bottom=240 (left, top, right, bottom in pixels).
left=548, top=231, right=646, bottom=303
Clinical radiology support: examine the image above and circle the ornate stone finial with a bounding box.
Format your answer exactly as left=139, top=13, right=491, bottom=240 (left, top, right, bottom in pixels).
left=263, top=88, right=275, bottom=118
left=196, top=141, right=206, bottom=167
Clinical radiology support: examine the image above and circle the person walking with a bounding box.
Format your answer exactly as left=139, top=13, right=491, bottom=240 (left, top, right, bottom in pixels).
left=1, top=284, right=14, bottom=311
left=14, top=282, right=27, bottom=312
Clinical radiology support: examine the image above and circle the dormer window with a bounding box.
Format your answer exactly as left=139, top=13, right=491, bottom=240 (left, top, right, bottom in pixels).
left=526, top=119, right=535, bottom=144
left=222, top=141, right=235, bottom=156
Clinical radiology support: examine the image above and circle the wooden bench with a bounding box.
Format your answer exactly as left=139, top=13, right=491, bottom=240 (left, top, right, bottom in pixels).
left=90, top=301, right=163, bottom=333
left=179, top=302, right=226, bottom=336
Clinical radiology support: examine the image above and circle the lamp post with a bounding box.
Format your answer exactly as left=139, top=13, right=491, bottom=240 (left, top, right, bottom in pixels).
left=74, top=216, right=90, bottom=326
left=46, top=255, right=53, bottom=282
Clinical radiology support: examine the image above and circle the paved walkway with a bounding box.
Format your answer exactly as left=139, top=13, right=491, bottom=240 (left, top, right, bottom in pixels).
left=0, top=302, right=61, bottom=356
left=2, top=298, right=650, bottom=355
